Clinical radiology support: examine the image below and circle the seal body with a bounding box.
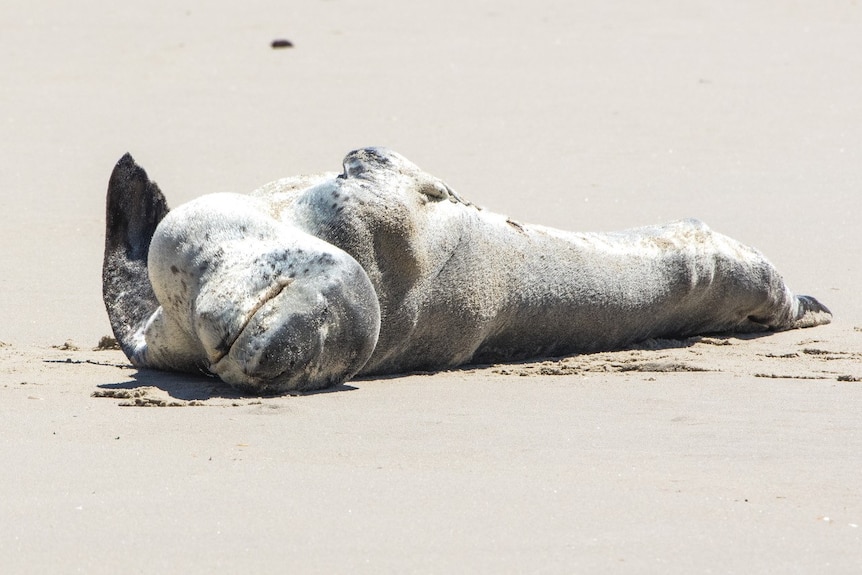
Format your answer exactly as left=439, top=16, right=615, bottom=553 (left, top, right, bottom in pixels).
left=103, top=148, right=831, bottom=393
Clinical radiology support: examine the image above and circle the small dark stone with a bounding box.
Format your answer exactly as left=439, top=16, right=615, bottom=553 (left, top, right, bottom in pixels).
left=271, top=39, right=294, bottom=49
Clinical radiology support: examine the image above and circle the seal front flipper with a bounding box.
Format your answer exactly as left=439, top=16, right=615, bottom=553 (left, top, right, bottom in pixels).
left=102, top=153, right=169, bottom=365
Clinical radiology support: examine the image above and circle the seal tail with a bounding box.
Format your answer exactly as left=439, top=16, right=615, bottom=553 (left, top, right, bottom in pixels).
left=790, top=294, right=832, bottom=329
left=102, top=153, right=169, bottom=361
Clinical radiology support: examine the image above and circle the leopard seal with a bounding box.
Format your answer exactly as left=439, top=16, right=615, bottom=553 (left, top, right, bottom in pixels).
left=103, top=147, right=831, bottom=394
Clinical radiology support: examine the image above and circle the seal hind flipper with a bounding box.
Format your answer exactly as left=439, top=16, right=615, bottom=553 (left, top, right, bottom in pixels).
left=791, top=295, right=832, bottom=329
left=102, top=153, right=169, bottom=362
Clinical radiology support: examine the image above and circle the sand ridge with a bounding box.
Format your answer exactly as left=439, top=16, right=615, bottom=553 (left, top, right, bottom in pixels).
left=3, top=327, right=859, bottom=408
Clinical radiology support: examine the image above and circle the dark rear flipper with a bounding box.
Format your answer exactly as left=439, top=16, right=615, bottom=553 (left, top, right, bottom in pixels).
left=102, top=154, right=168, bottom=363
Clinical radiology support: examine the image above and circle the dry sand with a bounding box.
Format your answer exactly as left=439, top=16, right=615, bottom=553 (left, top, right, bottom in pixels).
left=1, top=0, right=861, bottom=572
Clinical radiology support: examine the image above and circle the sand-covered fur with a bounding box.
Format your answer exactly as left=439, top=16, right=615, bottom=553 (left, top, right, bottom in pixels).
left=103, top=148, right=830, bottom=394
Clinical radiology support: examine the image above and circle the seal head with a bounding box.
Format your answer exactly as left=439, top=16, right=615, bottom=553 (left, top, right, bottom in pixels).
left=147, top=193, right=381, bottom=393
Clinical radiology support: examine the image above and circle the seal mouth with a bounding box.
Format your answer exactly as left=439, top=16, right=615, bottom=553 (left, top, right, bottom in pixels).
left=209, top=277, right=294, bottom=367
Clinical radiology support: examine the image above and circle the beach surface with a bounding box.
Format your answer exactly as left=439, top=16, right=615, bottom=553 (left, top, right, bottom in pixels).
left=1, top=1, right=861, bottom=572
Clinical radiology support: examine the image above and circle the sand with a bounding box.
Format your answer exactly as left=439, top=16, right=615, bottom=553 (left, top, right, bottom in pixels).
left=1, top=0, right=860, bottom=572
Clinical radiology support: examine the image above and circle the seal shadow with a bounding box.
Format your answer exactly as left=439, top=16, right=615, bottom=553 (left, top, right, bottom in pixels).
left=97, top=368, right=358, bottom=401
left=402, top=332, right=781, bottom=373
left=95, top=333, right=777, bottom=400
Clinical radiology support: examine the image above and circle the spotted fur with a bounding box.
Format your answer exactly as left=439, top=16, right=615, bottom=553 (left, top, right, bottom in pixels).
left=103, top=148, right=831, bottom=393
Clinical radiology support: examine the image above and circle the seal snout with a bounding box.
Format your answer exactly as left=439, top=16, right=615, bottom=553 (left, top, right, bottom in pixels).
left=206, top=265, right=381, bottom=393
left=207, top=277, right=295, bottom=366
left=207, top=286, right=327, bottom=392
left=194, top=243, right=381, bottom=394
